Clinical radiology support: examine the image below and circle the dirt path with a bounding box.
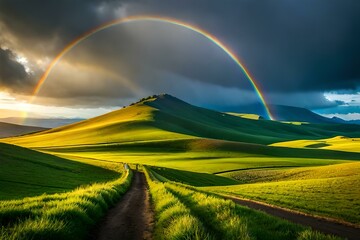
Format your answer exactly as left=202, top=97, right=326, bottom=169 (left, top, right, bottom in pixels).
left=224, top=195, right=360, bottom=240
left=88, top=172, right=153, bottom=240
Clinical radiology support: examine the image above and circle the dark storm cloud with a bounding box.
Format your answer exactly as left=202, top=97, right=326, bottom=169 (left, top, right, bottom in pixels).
left=0, top=47, right=33, bottom=92
left=126, top=0, right=360, bottom=92
left=0, top=0, right=359, bottom=110
left=0, top=0, right=129, bottom=55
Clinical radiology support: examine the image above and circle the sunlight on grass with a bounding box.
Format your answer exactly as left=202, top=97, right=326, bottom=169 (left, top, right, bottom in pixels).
left=207, top=162, right=360, bottom=224
left=145, top=167, right=341, bottom=240
left=0, top=171, right=132, bottom=240
left=271, top=136, right=360, bottom=153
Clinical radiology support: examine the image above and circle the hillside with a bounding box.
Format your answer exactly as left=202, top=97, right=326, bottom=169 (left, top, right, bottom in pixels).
left=0, top=117, right=84, bottom=128
left=0, top=142, right=118, bottom=200
left=0, top=121, right=47, bottom=138
left=3, top=94, right=360, bottom=148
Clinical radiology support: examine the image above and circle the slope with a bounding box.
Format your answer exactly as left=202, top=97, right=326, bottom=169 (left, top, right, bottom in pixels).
left=0, top=143, right=119, bottom=200
left=0, top=121, right=47, bottom=138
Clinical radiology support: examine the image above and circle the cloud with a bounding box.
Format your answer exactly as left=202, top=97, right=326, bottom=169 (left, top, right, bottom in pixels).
left=0, top=47, right=34, bottom=93
left=0, top=0, right=359, bottom=112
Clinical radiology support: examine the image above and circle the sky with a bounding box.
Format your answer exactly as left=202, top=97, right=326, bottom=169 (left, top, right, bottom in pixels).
left=0, top=0, right=359, bottom=119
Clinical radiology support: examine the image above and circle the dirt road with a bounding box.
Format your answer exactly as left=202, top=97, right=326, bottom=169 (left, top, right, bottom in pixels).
left=89, top=172, right=153, bottom=240
left=225, top=195, right=360, bottom=240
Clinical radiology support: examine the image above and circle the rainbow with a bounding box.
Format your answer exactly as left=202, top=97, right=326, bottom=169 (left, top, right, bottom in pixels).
left=32, top=15, right=274, bottom=120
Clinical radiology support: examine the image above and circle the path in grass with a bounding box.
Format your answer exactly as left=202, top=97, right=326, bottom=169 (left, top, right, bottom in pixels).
left=224, top=195, right=360, bottom=240
left=89, top=171, right=153, bottom=240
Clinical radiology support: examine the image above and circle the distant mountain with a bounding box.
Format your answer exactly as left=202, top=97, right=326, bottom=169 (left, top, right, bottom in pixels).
left=330, top=116, right=360, bottom=125
left=268, top=105, right=336, bottom=124
left=0, top=117, right=85, bottom=128
left=0, top=122, right=48, bottom=138
left=215, top=104, right=359, bottom=125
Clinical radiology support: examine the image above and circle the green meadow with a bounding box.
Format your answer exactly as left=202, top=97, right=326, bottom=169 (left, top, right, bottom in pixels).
left=1, top=94, right=359, bottom=239
left=144, top=167, right=341, bottom=240
left=205, top=162, right=360, bottom=224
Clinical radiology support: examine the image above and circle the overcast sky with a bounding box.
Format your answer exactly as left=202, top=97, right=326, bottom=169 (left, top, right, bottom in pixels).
left=0, top=0, right=359, bottom=119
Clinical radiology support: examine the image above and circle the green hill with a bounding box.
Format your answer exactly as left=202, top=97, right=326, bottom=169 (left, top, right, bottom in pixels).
left=0, top=143, right=119, bottom=200
left=2, top=94, right=359, bottom=175
left=4, top=94, right=360, bottom=148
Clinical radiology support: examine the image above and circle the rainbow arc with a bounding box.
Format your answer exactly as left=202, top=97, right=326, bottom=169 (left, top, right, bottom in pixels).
left=31, top=15, right=274, bottom=120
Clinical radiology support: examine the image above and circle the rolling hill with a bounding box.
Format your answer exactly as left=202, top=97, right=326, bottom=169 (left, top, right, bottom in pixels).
left=0, top=117, right=84, bottom=128
left=0, top=142, right=119, bottom=200
left=4, top=94, right=360, bottom=148
left=0, top=121, right=47, bottom=138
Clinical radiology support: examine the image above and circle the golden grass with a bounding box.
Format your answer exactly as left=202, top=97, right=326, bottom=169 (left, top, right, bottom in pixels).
left=271, top=136, right=360, bottom=153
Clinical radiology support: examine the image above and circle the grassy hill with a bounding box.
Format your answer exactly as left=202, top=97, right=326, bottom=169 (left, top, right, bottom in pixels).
left=4, top=94, right=360, bottom=148
left=0, top=143, right=119, bottom=200
left=0, top=121, right=47, bottom=138
left=2, top=94, right=359, bottom=174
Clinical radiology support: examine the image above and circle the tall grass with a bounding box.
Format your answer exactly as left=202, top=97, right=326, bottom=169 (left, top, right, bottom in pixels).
left=165, top=183, right=251, bottom=240
left=146, top=167, right=342, bottom=240
left=0, top=170, right=132, bottom=240
left=144, top=167, right=213, bottom=240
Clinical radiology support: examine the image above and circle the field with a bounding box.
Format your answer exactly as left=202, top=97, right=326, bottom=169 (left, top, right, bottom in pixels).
left=205, top=162, right=360, bottom=224
left=1, top=95, right=359, bottom=239
left=144, top=167, right=340, bottom=240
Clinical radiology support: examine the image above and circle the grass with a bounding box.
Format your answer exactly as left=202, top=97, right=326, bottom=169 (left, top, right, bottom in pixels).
left=145, top=167, right=341, bottom=240
left=46, top=148, right=351, bottom=174
left=0, top=143, right=120, bottom=200
left=226, top=113, right=261, bottom=120
left=206, top=162, right=360, bottom=225
left=144, top=168, right=213, bottom=240
left=149, top=166, right=239, bottom=186
left=271, top=136, right=360, bottom=153
left=0, top=170, right=132, bottom=240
